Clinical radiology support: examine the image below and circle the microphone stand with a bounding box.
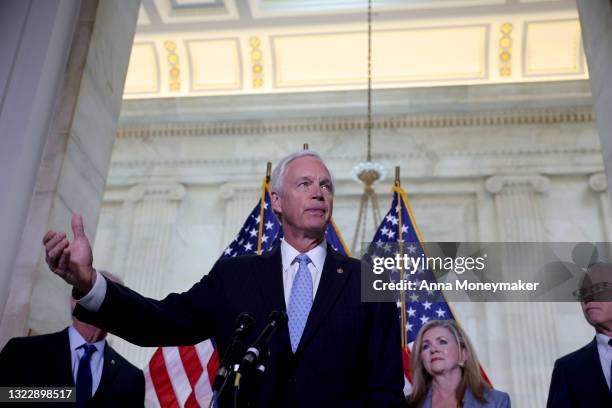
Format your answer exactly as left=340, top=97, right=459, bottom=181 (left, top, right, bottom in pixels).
left=232, top=311, right=287, bottom=408
left=247, top=346, right=270, bottom=408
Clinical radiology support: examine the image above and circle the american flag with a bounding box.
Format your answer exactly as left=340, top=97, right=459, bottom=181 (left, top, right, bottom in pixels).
left=145, top=178, right=349, bottom=407
left=364, top=184, right=465, bottom=396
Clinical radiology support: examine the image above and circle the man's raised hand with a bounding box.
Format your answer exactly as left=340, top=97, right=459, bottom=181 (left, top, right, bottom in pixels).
left=43, top=214, right=96, bottom=294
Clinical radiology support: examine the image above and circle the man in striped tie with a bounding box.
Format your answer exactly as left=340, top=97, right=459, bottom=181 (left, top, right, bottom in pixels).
left=42, top=150, right=406, bottom=408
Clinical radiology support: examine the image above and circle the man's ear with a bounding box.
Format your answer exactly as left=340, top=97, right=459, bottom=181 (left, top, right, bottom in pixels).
left=271, top=191, right=282, bottom=214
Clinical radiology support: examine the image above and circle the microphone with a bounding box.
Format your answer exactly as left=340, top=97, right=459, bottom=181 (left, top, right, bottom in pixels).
left=237, top=311, right=288, bottom=374
left=212, top=312, right=255, bottom=392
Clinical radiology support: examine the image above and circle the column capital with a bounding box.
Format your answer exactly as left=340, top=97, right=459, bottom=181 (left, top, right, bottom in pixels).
left=485, top=174, right=550, bottom=194
left=219, top=182, right=260, bottom=201
left=128, top=182, right=185, bottom=202
left=588, top=172, right=607, bottom=192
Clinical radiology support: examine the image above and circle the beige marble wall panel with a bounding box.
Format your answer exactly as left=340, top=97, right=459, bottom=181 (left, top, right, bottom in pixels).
left=26, top=0, right=142, bottom=336
left=0, top=0, right=82, bottom=345
left=577, top=0, right=612, bottom=209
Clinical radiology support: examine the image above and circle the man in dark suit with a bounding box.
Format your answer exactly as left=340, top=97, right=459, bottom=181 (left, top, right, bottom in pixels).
left=42, top=151, right=405, bottom=408
left=547, top=262, right=612, bottom=407
left=0, top=275, right=145, bottom=407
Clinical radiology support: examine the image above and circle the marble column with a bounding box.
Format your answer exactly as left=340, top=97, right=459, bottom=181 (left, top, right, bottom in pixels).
left=485, top=174, right=557, bottom=408
left=577, top=0, right=612, bottom=208
left=0, top=0, right=81, bottom=342
left=108, top=182, right=185, bottom=368
left=0, top=0, right=141, bottom=347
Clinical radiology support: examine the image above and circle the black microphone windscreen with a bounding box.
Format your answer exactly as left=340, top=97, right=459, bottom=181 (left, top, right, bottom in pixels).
left=235, top=312, right=255, bottom=330
left=268, top=310, right=288, bottom=327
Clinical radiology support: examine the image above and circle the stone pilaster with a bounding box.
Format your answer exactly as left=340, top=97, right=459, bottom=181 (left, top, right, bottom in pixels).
left=220, top=184, right=260, bottom=250
left=108, top=182, right=185, bottom=367
left=485, top=174, right=556, bottom=408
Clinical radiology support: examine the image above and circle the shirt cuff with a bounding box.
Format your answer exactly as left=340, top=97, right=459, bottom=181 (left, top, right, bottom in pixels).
left=76, top=269, right=107, bottom=312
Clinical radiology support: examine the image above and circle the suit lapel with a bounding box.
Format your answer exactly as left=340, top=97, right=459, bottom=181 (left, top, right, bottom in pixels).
left=253, top=246, right=286, bottom=314
left=252, top=246, right=292, bottom=356
left=296, top=246, right=350, bottom=354
left=584, top=338, right=611, bottom=398
left=56, top=328, right=75, bottom=386
left=92, top=343, right=120, bottom=402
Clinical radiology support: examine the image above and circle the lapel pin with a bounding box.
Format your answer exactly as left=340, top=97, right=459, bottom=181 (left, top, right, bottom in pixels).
left=337, top=267, right=344, bottom=274
left=111, top=359, right=115, bottom=365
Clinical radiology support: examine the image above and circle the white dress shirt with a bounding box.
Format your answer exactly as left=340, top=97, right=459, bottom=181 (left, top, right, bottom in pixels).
left=280, top=238, right=327, bottom=307
left=596, top=332, right=612, bottom=389
left=78, top=239, right=329, bottom=311
left=68, top=325, right=105, bottom=396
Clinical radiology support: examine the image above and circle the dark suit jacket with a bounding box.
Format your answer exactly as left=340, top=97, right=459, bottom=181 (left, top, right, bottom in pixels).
left=0, top=328, right=145, bottom=407
left=75, top=246, right=406, bottom=408
left=547, top=338, right=612, bottom=407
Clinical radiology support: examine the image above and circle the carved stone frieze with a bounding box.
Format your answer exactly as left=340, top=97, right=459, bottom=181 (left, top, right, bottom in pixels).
left=128, top=182, right=186, bottom=201
left=116, top=106, right=594, bottom=139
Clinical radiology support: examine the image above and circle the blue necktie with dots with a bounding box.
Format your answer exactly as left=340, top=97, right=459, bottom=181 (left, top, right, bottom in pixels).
left=76, top=343, right=96, bottom=407
left=288, top=254, right=313, bottom=353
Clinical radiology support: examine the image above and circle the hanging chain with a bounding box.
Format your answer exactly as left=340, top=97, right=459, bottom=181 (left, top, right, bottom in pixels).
left=367, top=0, right=372, bottom=162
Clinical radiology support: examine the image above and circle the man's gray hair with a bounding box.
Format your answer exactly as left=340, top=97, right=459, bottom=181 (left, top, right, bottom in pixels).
left=270, top=150, right=334, bottom=196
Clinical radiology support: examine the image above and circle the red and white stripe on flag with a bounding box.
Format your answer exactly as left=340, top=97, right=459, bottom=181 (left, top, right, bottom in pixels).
left=402, top=346, right=413, bottom=396
left=144, top=340, right=220, bottom=408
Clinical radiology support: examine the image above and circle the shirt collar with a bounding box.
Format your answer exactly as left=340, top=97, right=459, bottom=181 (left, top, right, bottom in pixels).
left=596, top=332, right=612, bottom=349
left=68, top=325, right=106, bottom=355
left=281, top=238, right=327, bottom=273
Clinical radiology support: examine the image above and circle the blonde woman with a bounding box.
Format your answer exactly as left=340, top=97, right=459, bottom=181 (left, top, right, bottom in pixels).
left=408, top=320, right=510, bottom=408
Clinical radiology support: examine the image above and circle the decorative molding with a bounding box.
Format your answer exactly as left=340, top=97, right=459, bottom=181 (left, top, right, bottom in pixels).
left=128, top=183, right=186, bottom=201
left=499, top=23, right=513, bottom=77
left=152, top=0, right=240, bottom=23
left=588, top=172, right=607, bottom=192
left=485, top=174, right=550, bottom=194
left=109, top=147, right=604, bottom=170
left=249, top=36, right=264, bottom=88
left=164, top=40, right=181, bottom=92
left=116, top=106, right=594, bottom=139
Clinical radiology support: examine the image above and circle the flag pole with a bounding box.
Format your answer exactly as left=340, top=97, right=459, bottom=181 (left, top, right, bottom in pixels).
left=257, top=162, right=272, bottom=254
left=396, top=167, right=408, bottom=349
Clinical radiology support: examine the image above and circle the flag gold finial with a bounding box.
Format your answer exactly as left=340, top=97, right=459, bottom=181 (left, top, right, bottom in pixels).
left=303, top=143, right=309, bottom=150
left=395, top=166, right=400, bottom=187
left=266, top=162, right=272, bottom=182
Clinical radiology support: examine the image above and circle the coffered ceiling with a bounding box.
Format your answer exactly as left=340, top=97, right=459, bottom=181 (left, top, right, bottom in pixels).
left=123, top=0, right=586, bottom=99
